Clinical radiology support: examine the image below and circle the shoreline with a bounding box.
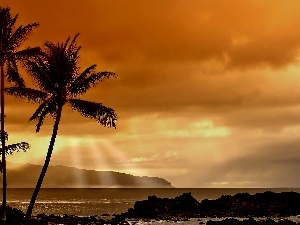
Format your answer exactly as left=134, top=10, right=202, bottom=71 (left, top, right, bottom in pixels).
left=21, top=215, right=300, bottom=225
left=4, top=191, right=300, bottom=224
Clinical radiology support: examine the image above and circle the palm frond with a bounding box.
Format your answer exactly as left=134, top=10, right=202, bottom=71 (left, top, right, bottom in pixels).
left=68, top=99, right=117, bottom=128
left=34, top=106, right=52, bottom=133
left=70, top=70, right=117, bottom=96
left=4, top=57, right=25, bottom=87
left=14, top=47, right=43, bottom=61
left=62, top=36, right=71, bottom=51
left=0, top=141, right=29, bottom=172
left=2, top=13, right=18, bottom=44
left=5, top=87, right=47, bottom=103
left=44, top=41, right=57, bottom=55
left=0, top=131, right=8, bottom=144
left=63, top=35, right=81, bottom=84
left=0, top=7, right=12, bottom=47
left=4, top=142, right=30, bottom=155
left=29, top=98, right=58, bottom=132
left=28, top=101, right=48, bottom=122
left=0, top=6, right=40, bottom=90
left=8, top=14, right=18, bottom=32
left=0, top=7, right=10, bottom=25
left=69, top=64, right=96, bottom=93
left=68, top=33, right=80, bottom=50
left=23, top=56, right=56, bottom=92
left=43, top=39, right=78, bottom=87
left=67, top=33, right=80, bottom=59
left=30, top=106, right=48, bottom=132
left=0, top=141, right=30, bottom=173
left=8, top=23, right=39, bottom=51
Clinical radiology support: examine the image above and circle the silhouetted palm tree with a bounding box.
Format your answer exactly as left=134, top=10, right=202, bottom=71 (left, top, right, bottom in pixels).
left=5, top=34, right=117, bottom=219
left=0, top=6, right=39, bottom=218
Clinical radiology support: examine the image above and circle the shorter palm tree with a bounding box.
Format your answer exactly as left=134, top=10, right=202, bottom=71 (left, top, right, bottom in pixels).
left=0, top=129, right=29, bottom=218
left=5, top=34, right=117, bottom=219
left=0, top=130, right=30, bottom=172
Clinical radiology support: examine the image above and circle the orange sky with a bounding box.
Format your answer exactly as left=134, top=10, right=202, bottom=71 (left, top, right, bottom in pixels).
left=2, top=0, right=300, bottom=187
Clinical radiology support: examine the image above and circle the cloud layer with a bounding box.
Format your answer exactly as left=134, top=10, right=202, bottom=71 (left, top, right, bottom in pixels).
left=2, top=0, right=300, bottom=187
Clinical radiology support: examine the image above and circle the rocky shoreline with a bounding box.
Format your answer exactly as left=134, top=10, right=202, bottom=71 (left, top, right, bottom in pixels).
left=118, top=191, right=300, bottom=219
left=2, top=191, right=300, bottom=224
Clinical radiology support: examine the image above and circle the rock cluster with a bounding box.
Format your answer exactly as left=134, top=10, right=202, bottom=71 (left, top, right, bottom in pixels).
left=199, top=191, right=300, bottom=218
left=207, top=218, right=299, bottom=225
left=0, top=205, right=24, bottom=221
left=119, top=191, right=300, bottom=220
left=119, top=192, right=199, bottom=220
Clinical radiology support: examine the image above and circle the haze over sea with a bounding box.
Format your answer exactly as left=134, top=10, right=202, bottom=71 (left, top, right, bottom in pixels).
left=5, top=188, right=300, bottom=217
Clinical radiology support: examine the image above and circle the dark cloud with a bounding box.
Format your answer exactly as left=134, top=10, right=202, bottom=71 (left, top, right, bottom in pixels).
left=4, top=0, right=300, bottom=66
left=3, top=0, right=300, bottom=120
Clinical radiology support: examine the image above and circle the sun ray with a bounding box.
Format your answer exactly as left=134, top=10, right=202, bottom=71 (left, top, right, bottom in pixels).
left=69, top=138, right=85, bottom=187
left=95, top=138, right=152, bottom=187
left=84, top=138, right=117, bottom=187
left=20, top=135, right=153, bottom=188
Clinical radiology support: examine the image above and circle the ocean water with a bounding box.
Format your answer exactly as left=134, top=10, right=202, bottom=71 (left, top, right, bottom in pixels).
left=4, top=188, right=300, bottom=224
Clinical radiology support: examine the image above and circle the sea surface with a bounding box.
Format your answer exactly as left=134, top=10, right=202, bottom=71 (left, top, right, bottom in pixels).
left=4, top=188, right=300, bottom=224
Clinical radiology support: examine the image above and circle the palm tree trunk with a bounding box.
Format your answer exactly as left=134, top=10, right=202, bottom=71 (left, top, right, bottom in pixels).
left=0, top=63, right=6, bottom=220
left=25, top=105, right=63, bottom=219
left=0, top=32, right=6, bottom=219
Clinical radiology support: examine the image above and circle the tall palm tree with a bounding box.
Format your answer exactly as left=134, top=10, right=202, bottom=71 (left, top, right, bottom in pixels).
left=5, top=34, right=117, bottom=219
left=0, top=6, right=39, bottom=218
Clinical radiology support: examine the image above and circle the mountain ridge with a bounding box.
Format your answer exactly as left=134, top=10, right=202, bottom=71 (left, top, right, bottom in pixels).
left=3, top=163, right=174, bottom=188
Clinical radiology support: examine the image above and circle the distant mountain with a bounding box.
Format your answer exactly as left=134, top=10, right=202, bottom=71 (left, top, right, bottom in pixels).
left=3, top=164, right=173, bottom=188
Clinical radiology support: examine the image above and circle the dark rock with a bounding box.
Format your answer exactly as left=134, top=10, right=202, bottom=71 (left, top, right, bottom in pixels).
left=207, top=218, right=242, bottom=225
left=206, top=218, right=298, bottom=225
left=0, top=205, right=24, bottom=221
left=199, top=191, right=300, bottom=218
left=36, top=214, right=47, bottom=220
left=121, top=192, right=200, bottom=219
left=119, top=191, right=300, bottom=219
